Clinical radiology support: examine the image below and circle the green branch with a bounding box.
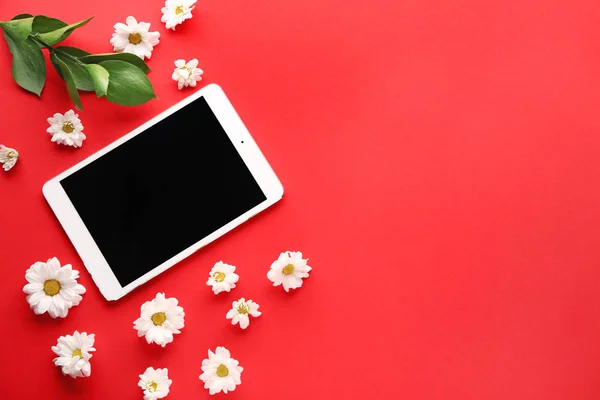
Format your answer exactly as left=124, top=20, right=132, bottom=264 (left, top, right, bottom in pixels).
left=0, top=14, right=156, bottom=110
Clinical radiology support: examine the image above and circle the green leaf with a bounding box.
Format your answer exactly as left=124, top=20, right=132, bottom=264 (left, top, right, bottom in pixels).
left=51, top=46, right=92, bottom=79
left=30, top=17, right=68, bottom=49
left=50, top=50, right=94, bottom=92
left=53, top=55, right=83, bottom=110
left=2, top=28, right=16, bottom=55
left=85, top=64, right=109, bottom=97
left=80, top=53, right=151, bottom=74
left=12, top=14, right=34, bottom=21
left=0, top=17, right=33, bottom=44
left=32, top=16, right=67, bottom=34
left=55, top=46, right=91, bottom=58
left=100, top=60, right=156, bottom=106
left=37, top=16, right=93, bottom=46
left=4, top=35, right=46, bottom=96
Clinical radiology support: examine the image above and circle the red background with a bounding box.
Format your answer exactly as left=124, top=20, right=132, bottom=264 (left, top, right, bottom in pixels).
left=2, top=0, right=600, bottom=399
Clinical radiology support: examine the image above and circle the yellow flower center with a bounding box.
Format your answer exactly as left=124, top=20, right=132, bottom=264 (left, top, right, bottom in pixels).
left=72, top=349, right=83, bottom=359
left=151, top=312, right=167, bottom=326
left=237, top=303, right=249, bottom=314
left=62, top=122, right=75, bottom=134
left=282, top=264, right=295, bottom=275
left=213, top=271, right=226, bottom=282
left=175, top=6, right=185, bottom=15
left=129, top=32, right=143, bottom=45
left=180, top=66, right=193, bottom=77
left=216, top=364, right=229, bottom=378
left=148, top=381, right=158, bottom=392
left=43, top=279, right=61, bottom=296
left=7, top=150, right=18, bottom=159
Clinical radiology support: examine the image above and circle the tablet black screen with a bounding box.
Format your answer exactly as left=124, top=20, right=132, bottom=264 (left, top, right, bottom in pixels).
left=60, top=97, right=266, bottom=286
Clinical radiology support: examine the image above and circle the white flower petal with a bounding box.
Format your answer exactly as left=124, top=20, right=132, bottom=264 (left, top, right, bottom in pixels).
left=145, top=31, right=161, bottom=46
left=52, top=331, right=95, bottom=378
left=27, top=290, right=45, bottom=306
left=267, top=251, right=312, bottom=291
left=134, top=293, right=185, bottom=347
left=23, top=282, right=43, bottom=294
left=226, top=298, right=261, bottom=329
left=126, top=16, right=138, bottom=27
left=112, top=17, right=160, bottom=60
left=0, top=145, right=19, bottom=171
left=46, top=111, right=86, bottom=148
left=207, top=261, right=238, bottom=294
left=110, top=34, right=130, bottom=50
left=172, top=58, right=204, bottom=90
left=239, top=314, right=250, bottom=329
left=161, top=0, right=197, bottom=30
left=139, top=367, right=172, bottom=399
left=23, top=258, right=85, bottom=318
left=199, top=346, right=243, bottom=394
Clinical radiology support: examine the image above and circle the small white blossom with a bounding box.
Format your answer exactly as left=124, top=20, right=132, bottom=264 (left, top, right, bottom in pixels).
left=139, top=367, right=172, bottom=400
left=267, top=251, right=312, bottom=292
left=226, top=298, right=261, bottom=329
left=134, top=293, right=185, bottom=347
left=172, top=59, right=203, bottom=90
left=161, top=0, right=197, bottom=30
left=110, top=16, right=160, bottom=60
left=47, top=110, right=86, bottom=148
left=23, top=257, right=86, bottom=318
left=0, top=145, right=19, bottom=171
left=206, top=261, right=239, bottom=295
left=199, top=347, right=243, bottom=395
left=52, top=331, right=95, bottom=379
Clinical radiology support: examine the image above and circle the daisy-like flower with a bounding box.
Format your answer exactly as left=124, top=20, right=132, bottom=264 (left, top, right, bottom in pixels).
left=206, top=261, right=239, bottom=295
left=139, top=367, right=172, bottom=400
left=23, top=257, right=86, bottom=318
left=267, top=251, right=312, bottom=292
left=172, top=59, right=203, bottom=90
left=52, top=331, right=96, bottom=379
left=134, top=293, right=185, bottom=347
left=226, top=298, right=261, bottom=329
left=46, top=110, right=86, bottom=148
left=161, top=0, right=197, bottom=30
left=110, top=16, right=160, bottom=60
left=199, top=347, right=243, bottom=395
left=0, top=144, right=19, bottom=171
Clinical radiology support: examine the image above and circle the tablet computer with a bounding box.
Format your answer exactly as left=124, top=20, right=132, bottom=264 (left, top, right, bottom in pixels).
left=43, top=84, right=284, bottom=300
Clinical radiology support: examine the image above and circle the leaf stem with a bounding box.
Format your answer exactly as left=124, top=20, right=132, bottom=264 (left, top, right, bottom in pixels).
left=29, top=34, right=54, bottom=51
left=30, top=34, right=84, bottom=65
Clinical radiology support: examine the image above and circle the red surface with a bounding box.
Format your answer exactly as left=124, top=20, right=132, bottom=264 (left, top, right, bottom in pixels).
left=2, top=0, right=600, bottom=399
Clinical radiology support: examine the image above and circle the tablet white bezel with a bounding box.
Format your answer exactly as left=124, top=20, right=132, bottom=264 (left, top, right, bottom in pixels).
left=43, top=84, right=284, bottom=301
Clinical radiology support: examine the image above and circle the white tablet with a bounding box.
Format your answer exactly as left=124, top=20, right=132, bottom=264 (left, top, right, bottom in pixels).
left=43, top=84, right=283, bottom=301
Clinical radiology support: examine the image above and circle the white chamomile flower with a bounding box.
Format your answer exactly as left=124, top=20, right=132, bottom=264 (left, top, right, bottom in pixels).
left=206, top=261, right=239, bottom=295
left=161, top=0, right=197, bottom=30
left=0, top=145, right=19, bottom=171
left=52, top=331, right=95, bottom=379
left=134, top=293, right=185, bottom=347
left=267, top=251, right=312, bottom=292
left=199, top=347, right=243, bottom=395
left=139, top=367, right=172, bottom=400
left=172, top=59, right=203, bottom=90
left=23, top=257, right=86, bottom=318
left=226, top=298, right=261, bottom=330
left=110, top=16, right=160, bottom=60
left=46, top=110, right=86, bottom=148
